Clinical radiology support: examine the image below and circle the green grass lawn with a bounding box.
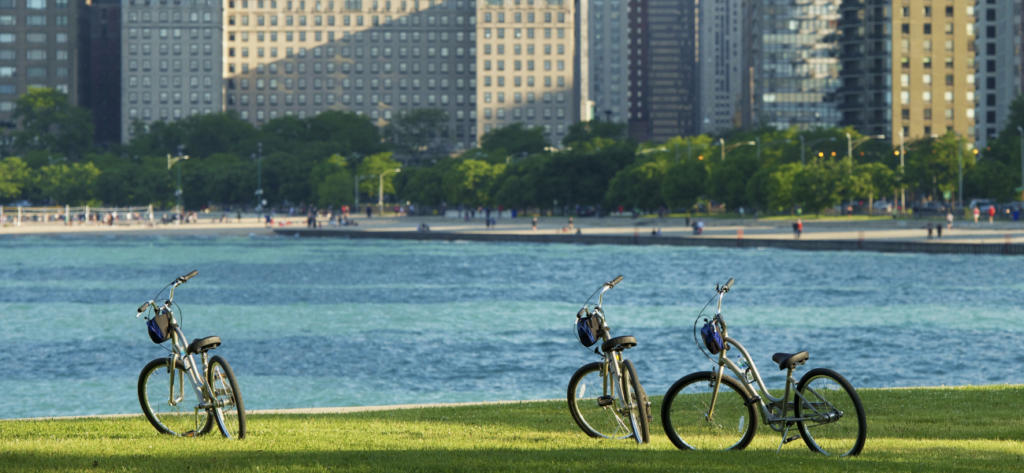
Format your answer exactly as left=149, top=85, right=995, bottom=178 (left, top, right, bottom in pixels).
left=2, top=385, right=1022, bottom=472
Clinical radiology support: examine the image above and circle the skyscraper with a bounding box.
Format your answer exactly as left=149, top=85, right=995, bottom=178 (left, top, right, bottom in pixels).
left=753, top=0, right=842, bottom=130
left=973, top=0, right=1020, bottom=148
left=586, top=0, right=628, bottom=124
left=121, top=0, right=223, bottom=142
left=628, top=0, right=697, bottom=142
left=477, top=0, right=579, bottom=144
left=697, top=0, right=745, bottom=134
left=0, top=0, right=84, bottom=133
left=82, top=0, right=121, bottom=145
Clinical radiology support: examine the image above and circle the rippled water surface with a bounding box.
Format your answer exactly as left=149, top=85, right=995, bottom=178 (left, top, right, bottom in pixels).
left=1, top=235, right=1022, bottom=419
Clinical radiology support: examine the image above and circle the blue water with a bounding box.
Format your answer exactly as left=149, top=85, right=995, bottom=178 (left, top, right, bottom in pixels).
left=1, top=235, right=1022, bottom=419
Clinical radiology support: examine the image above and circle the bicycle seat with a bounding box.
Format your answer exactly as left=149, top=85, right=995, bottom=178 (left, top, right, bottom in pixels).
left=772, top=351, right=809, bottom=371
left=187, top=336, right=222, bottom=355
left=601, top=335, right=637, bottom=352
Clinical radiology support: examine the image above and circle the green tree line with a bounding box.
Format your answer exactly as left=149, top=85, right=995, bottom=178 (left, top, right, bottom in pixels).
left=1, top=87, right=1020, bottom=213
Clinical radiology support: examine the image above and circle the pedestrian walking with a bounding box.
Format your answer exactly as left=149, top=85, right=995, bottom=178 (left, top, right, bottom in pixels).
left=936, top=223, right=943, bottom=238
left=946, top=211, right=953, bottom=229
left=366, top=206, right=372, bottom=218
left=973, top=206, right=980, bottom=223
left=532, top=216, right=538, bottom=231
left=568, top=216, right=574, bottom=231
left=796, top=219, right=803, bottom=238
left=927, top=222, right=933, bottom=239
left=988, top=205, right=996, bottom=223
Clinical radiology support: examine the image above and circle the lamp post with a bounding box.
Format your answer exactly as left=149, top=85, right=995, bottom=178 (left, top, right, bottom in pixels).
left=799, top=135, right=837, bottom=165
left=898, top=130, right=906, bottom=216
left=252, top=142, right=263, bottom=211
left=167, top=145, right=189, bottom=221
left=354, top=174, right=375, bottom=213
left=843, top=133, right=885, bottom=213
left=718, top=138, right=756, bottom=161
left=379, top=168, right=401, bottom=216
left=1017, top=126, right=1024, bottom=201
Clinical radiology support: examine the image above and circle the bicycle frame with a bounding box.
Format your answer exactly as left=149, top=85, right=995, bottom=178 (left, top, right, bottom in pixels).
left=590, top=285, right=639, bottom=439
left=706, top=290, right=835, bottom=433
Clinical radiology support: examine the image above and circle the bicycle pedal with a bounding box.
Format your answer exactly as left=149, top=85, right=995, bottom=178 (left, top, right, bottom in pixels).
left=597, top=395, right=614, bottom=407
left=782, top=435, right=800, bottom=445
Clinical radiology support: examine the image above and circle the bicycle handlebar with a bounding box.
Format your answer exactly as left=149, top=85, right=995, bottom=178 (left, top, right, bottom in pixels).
left=137, top=302, right=151, bottom=314
left=606, top=275, right=624, bottom=288
left=177, top=270, right=198, bottom=284
left=722, top=278, right=735, bottom=292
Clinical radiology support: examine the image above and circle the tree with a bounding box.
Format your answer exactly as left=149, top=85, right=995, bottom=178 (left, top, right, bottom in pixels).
left=480, top=123, right=549, bottom=155
left=793, top=158, right=845, bottom=216
left=442, top=159, right=504, bottom=206
left=312, top=154, right=354, bottom=207
left=606, top=160, right=669, bottom=211
left=0, top=156, right=30, bottom=201
left=383, top=108, right=450, bottom=161
left=562, top=121, right=627, bottom=147
left=661, top=158, right=707, bottom=211
left=35, top=162, right=101, bottom=205
left=356, top=152, right=402, bottom=196
left=12, top=88, right=94, bottom=160
left=853, top=162, right=897, bottom=213
left=904, top=132, right=974, bottom=201
left=765, top=163, right=803, bottom=214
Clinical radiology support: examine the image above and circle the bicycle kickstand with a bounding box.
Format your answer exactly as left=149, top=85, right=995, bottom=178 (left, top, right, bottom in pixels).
left=777, top=423, right=800, bottom=454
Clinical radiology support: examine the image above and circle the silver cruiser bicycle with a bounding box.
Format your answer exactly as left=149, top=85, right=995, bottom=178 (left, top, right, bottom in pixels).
left=567, top=275, right=652, bottom=444
left=134, top=270, right=247, bottom=439
left=661, top=278, right=866, bottom=456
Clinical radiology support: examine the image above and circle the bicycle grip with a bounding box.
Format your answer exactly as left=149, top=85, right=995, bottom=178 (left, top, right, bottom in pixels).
left=180, top=270, right=198, bottom=282
left=723, top=278, right=735, bottom=291
left=608, top=275, right=624, bottom=287
left=137, top=302, right=150, bottom=313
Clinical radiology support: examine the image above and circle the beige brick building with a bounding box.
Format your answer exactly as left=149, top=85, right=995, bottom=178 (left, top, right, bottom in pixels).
left=475, top=0, right=578, bottom=145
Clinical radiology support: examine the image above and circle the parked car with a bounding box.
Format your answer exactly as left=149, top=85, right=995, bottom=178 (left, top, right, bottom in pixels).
left=967, top=198, right=995, bottom=211
left=912, top=201, right=947, bottom=214
left=872, top=200, right=893, bottom=212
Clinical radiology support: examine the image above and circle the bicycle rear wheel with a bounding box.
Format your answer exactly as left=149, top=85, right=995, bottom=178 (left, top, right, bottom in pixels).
left=621, top=359, right=651, bottom=444
left=661, top=371, right=757, bottom=451
left=208, top=356, right=247, bottom=439
left=567, top=362, right=636, bottom=440
left=795, top=368, right=866, bottom=456
left=138, top=357, right=212, bottom=436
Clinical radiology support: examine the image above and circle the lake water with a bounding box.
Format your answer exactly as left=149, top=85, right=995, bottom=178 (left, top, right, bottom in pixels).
left=1, top=235, right=1022, bottom=419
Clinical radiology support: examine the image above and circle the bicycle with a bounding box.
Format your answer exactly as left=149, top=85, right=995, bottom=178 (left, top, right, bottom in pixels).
left=661, top=278, right=866, bottom=456
left=567, top=275, right=652, bottom=444
left=134, top=270, right=247, bottom=439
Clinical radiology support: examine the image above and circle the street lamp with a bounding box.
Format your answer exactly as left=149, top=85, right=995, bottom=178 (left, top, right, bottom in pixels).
left=637, top=146, right=667, bottom=156
left=799, top=135, right=837, bottom=165
left=718, top=138, right=756, bottom=161
left=252, top=142, right=263, bottom=211
left=898, top=130, right=906, bottom=215
left=354, top=174, right=375, bottom=213
left=379, top=168, right=401, bottom=215
left=167, top=145, right=189, bottom=221
left=846, top=133, right=886, bottom=160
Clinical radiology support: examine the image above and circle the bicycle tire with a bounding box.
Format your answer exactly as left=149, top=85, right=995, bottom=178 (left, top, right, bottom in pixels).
left=622, top=359, right=651, bottom=444
left=567, top=362, right=635, bottom=440
left=208, top=355, right=247, bottom=439
left=661, top=371, right=757, bottom=451
left=138, top=357, right=213, bottom=436
left=794, top=368, right=866, bottom=456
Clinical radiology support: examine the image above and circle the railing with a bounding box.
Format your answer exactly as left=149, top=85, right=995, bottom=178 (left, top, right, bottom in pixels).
left=0, top=205, right=155, bottom=226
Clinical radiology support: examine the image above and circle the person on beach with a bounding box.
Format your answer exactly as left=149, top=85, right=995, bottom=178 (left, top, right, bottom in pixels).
left=532, top=217, right=538, bottom=231
left=366, top=206, right=372, bottom=219
left=796, top=219, right=803, bottom=238
left=946, top=211, right=953, bottom=229
left=568, top=217, right=574, bottom=231
left=927, top=222, right=933, bottom=239
left=988, top=205, right=996, bottom=223
left=936, top=223, right=942, bottom=238
left=973, top=206, right=980, bottom=223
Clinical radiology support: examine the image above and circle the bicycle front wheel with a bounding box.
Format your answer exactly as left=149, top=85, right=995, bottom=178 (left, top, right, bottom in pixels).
left=567, top=362, right=635, bottom=440
left=621, top=359, right=651, bottom=444
left=795, top=368, right=866, bottom=456
left=208, top=356, right=247, bottom=439
left=661, top=371, right=757, bottom=451
left=138, top=357, right=212, bottom=436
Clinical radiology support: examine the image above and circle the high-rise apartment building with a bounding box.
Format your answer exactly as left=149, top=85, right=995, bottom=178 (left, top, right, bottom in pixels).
left=837, top=0, right=892, bottom=138
left=628, top=0, right=697, bottom=142
left=223, top=0, right=479, bottom=151
left=0, top=0, right=84, bottom=131
left=892, top=0, right=976, bottom=142
left=753, top=0, right=842, bottom=130
left=586, top=0, right=628, bottom=124
left=839, top=0, right=977, bottom=145
left=974, top=0, right=1020, bottom=148
left=477, top=0, right=579, bottom=144
left=697, top=0, right=744, bottom=134
left=121, top=0, right=223, bottom=143
left=82, top=0, right=121, bottom=145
